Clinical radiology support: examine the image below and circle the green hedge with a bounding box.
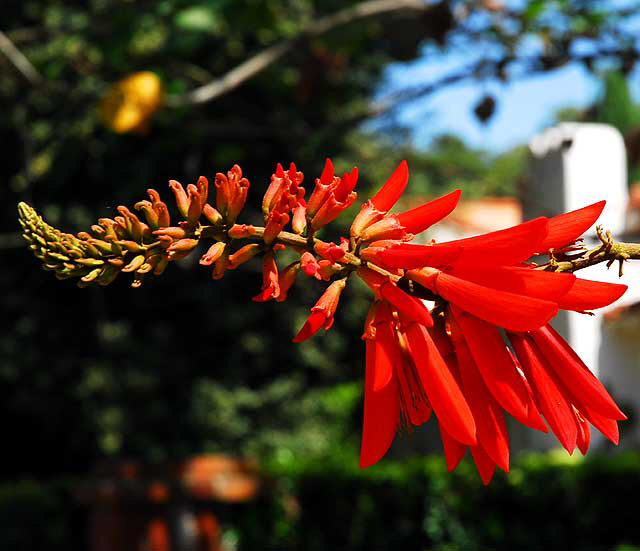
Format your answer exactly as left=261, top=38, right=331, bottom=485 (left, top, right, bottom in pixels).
left=237, top=450, right=640, bottom=551
left=3, top=451, right=640, bottom=550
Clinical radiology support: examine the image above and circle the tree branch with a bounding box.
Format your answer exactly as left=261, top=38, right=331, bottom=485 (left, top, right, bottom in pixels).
left=167, top=0, right=432, bottom=107
left=0, top=30, right=42, bottom=84
left=543, top=226, right=640, bottom=277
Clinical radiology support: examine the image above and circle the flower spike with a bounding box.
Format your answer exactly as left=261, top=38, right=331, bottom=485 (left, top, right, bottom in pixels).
left=19, top=158, right=631, bottom=485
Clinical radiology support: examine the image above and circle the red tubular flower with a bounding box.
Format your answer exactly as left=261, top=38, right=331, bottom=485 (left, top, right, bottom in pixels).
left=252, top=251, right=280, bottom=302
left=509, top=332, right=580, bottom=452
left=556, top=278, right=627, bottom=311
left=407, top=267, right=558, bottom=332
left=314, top=241, right=346, bottom=262
left=402, top=322, right=476, bottom=445
left=293, top=278, right=347, bottom=342
left=529, top=324, right=625, bottom=420
left=359, top=189, right=461, bottom=243
left=275, top=261, right=301, bottom=303
left=379, top=281, right=434, bottom=328
left=538, top=200, right=605, bottom=251
left=309, top=167, right=359, bottom=231
left=351, top=161, right=409, bottom=238
left=359, top=301, right=473, bottom=468
left=262, top=163, right=305, bottom=243
left=371, top=243, right=463, bottom=270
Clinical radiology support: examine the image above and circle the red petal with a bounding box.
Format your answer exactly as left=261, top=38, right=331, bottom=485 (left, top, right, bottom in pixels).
left=292, top=311, right=326, bottom=342
left=371, top=160, right=409, bottom=212
left=437, top=217, right=549, bottom=266
left=509, top=332, right=578, bottom=453
left=360, top=340, right=400, bottom=468
left=507, top=347, right=548, bottom=432
left=439, top=425, right=467, bottom=471
left=372, top=311, right=402, bottom=391
left=580, top=409, right=619, bottom=445
left=433, top=271, right=558, bottom=332
left=428, top=320, right=455, bottom=359
left=539, top=201, right=605, bottom=251
left=404, top=323, right=476, bottom=446
left=395, top=189, right=462, bottom=234
left=470, top=446, right=497, bottom=485
left=557, top=278, right=627, bottom=311
left=574, top=409, right=591, bottom=455
left=453, top=310, right=530, bottom=423
left=454, top=338, right=510, bottom=471
left=378, top=243, right=463, bottom=269
left=531, top=325, right=626, bottom=420
left=380, top=282, right=433, bottom=327
left=450, top=265, right=576, bottom=301
left=320, top=158, right=334, bottom=184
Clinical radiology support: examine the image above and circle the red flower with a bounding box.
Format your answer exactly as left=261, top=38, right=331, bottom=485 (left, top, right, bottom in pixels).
left=349, top=163, right=628, bottom=483
left=293, top=278, right=347, bottom=342
left=351, top=160, right=409, bottom=238
left=360, top=301, right=475, bottom=468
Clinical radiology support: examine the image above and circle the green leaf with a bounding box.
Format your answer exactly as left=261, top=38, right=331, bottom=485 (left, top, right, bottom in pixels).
left=175, top=6, right=219, bottom=32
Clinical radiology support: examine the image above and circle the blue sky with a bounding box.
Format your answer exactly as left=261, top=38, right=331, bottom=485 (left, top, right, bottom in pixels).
left=382, top=50, right=640, bottom=153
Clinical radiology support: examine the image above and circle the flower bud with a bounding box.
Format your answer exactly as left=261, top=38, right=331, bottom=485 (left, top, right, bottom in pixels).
left=154, top=226, right=187, bottom=239
left=186, top=184, right=202, bottom=224
left=228, top=243, right=261, bottom=269
left=252, top=251, right=280, bottom=301
left=300, top=252, right=320, bottom=277
left=167, top=238, right=198, bottom=253
left=276, top=262, right=301, bottom=303
left=228, top=224, right=257, bottom=239
left=199, top=242, right=227, bottom=266
left=122, top=254, right=146, bottom=273
left=203, top=204, right=223, bottom=225
left=169, top=180, right=189, bottom=218
left=292, top=278, right=347, bottom=342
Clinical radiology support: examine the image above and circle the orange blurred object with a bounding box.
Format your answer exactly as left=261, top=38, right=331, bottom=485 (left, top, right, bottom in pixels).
left=99, top=71, right=164, bottom=133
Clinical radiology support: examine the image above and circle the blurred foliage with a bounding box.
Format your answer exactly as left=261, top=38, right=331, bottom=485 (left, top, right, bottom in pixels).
left=4, top=451, right=640, bottom=550
left=594, top=71, right=640, bottom=135
left=553, top=69, right=640, bottom=182
left=2, top=1, right=640, bottom=548
left=343, top=131, right=526, bottom=199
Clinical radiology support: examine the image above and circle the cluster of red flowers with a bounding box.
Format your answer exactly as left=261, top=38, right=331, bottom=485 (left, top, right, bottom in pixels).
left=290, top=161, right=627, bottom=484
left=21, top=156, right=629, bottom=484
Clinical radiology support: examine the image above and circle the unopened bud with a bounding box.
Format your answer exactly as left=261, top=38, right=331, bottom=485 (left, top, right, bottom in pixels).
left=169, top=180, right=189, bottom=218
left=203, top=204, right=222, bottom=225
left=167, top=238, right=198, bottom=253
left=228, top=224, right=257, bottom=239
left=135, top=200, right=160, bottom=229
left=154, top=226, right=187, bottom=239
left=212, top=246, right=230, bottom=280
left=300, top=252, right=320, bottom=277
left=275, top=262, right=301, bottom=302
left=292, top=203, right=307, bottom=234
left=292, top=278, right=347, bottom=342
left=228, top=244, right=261, bottom=269
left=199, top=242, right=227, bottom=266
left=186, top=184, right=202, bottom=224
left=196, top=175, right=209, bottom=208
left=122, top=254, right=146, bottom=273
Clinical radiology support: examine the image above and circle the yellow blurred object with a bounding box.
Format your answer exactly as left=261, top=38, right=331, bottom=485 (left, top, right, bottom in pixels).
left=99, top=71, right=164, bottom=133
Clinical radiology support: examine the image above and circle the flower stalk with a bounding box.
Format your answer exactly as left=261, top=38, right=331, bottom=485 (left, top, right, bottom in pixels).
left=17, top=159, right=639, bottom=484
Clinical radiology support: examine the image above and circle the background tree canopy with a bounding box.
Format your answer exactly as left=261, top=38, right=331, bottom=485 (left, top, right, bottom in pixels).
left=2, top=1, right=640, bottom=547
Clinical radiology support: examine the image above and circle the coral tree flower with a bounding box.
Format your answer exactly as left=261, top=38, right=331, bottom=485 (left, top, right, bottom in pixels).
left=348, top=162, right=628, bottom=483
